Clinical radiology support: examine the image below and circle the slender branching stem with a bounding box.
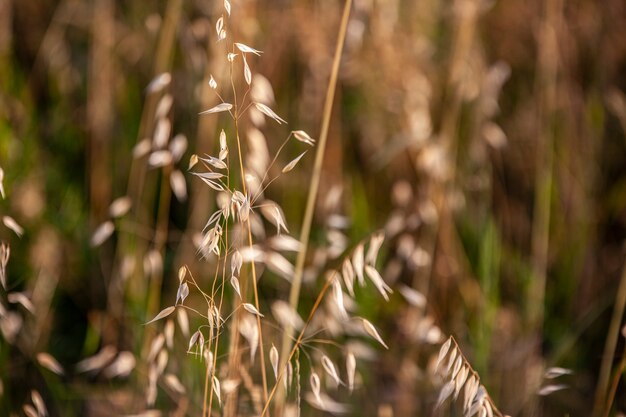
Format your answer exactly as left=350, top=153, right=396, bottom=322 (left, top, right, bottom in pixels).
left=229, top=56, right=270, bottom=409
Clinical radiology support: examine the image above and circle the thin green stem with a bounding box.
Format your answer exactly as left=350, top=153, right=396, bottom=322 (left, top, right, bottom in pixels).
left=602, top=345, right=626, bottom=417
left=593, top=263, right=626, bottom=417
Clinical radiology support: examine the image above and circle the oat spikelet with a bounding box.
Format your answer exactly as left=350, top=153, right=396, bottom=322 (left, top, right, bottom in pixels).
left=76, top=345, right=117, bottom=373
left=23, top=405, right=38, bottom=417
left=243, top=54, right=252, bottom=85
left=332, top=276, right=349, bottom=320
left=352, top=243, right=365, bottom=286
left=270, top=345, right=279, bottom=379
left=235, top=42, right=262, bottom=55
left=91, top=221, right=114, bottom=247
left=200, top=102, right=233, bottom=115
left=31, top=390, right=47, bottom=417
left=282, top=151, right=307, bottom=173
left=346, top=352, right=356, bottom=392
left=213, top=376, right=222, bottom=405
left=361, top=318, right=388, bottom=349
left=104, top=351, right=136, bottom=378
left=255, top=102, right=286, bottom=124
left=146, top=306, right=175, bottom=324
left=341, top=258, right=355, bottom=297
left=435, top=337, right=451, bottom=372
left=230, top=276, right=242, bottom=299
left=321, top=355, right=342, bottom=386
left=175, top=282, right=189, bottom=305
left=36, top=353, right=64, bottom=376
left=0, top=243, right=9, bottom=290
left=242, top=303, right=264, bottom=317
left=293, top=130, right=315, bottom=146
left=164, top=373, right=186, bottom=394
left=364, top=265, right=392, bottom=301
left=310, top=371, right=322, bottom=404
left=109, top=196, right=132, bottom=218
left=365, top=231, right=384, bottom=265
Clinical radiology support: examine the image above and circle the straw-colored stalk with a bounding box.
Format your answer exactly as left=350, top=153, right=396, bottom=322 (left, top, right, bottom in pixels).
left=275, top=0, right=353, bottom=413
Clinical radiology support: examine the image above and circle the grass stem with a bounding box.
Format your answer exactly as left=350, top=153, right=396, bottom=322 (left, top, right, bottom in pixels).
left=276, top=0, right=353, bottom=413
left=593, top=262, right=626, bottom=417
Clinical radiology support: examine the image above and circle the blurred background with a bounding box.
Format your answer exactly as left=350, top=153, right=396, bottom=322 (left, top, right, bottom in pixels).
left=1, top=0, right=626, bottom=416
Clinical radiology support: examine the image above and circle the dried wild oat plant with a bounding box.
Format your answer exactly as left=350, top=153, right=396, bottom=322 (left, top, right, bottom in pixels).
left=434, top=336, right=509, bottom=417
left=140, top=1, right=395, bottom=416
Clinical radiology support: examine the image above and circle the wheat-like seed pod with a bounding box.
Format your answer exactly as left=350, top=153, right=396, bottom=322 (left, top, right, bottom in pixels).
left=435, top=336, right=509, bottom=417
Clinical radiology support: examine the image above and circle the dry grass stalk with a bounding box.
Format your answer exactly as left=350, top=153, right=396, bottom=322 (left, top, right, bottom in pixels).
left=277, top=0, right=354, bottom=413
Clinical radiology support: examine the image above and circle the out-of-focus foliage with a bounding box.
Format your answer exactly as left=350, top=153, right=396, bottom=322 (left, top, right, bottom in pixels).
left=1, top=0, right=626, bottom=416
